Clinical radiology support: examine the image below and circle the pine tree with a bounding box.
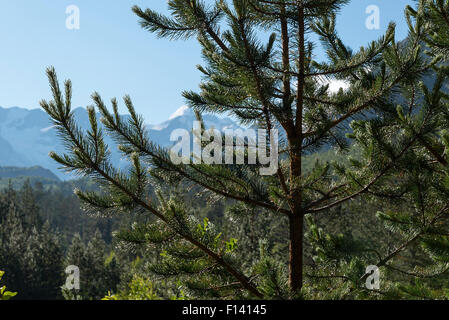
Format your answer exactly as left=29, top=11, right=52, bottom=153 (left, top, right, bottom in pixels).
left=63, top=231, right=121, bottom=300
left=63, top=233, right=86, bottom=300
left=18, top=179, right=42, bottom=230
left=302, top=0, right=449, bottom=299
left=408, top=0, right=449, bottom=60
left=40, top=0, right=446, bottom=298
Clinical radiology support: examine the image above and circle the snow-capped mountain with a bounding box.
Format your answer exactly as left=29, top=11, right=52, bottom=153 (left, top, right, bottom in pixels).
left=0, top=105, right=241, bottom=179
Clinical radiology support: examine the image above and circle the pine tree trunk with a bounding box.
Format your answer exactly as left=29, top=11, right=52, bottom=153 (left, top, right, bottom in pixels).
left=289, top=137, right=304, bottom=292
left=287, top=3, right=306, bottom=293
left=289, top=212, right=304, bottom=292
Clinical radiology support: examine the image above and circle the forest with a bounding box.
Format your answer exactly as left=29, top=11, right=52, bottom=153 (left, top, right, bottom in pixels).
left=3, top=0, right=449, bottom=301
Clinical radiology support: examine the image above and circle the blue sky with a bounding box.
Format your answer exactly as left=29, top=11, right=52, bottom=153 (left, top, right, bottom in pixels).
left=0, top=0, right=415, bottom=124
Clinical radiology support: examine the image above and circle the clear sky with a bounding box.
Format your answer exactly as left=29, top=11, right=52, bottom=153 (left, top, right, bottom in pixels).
left=0, top=0, right=415, bottom=124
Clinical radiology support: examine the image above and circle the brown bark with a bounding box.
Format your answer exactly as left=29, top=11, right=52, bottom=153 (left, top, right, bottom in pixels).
left=288, top=211, right=304, bottom=292
left=289, top=135, right=304, bottom=291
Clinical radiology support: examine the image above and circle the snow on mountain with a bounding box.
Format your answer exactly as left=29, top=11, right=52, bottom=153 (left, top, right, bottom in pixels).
left=168, top=105, right=190, bottom=120
left=0, top=105, right=241, bottom=179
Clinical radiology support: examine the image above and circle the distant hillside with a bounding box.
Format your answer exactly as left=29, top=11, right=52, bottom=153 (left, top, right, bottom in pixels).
left=0, top=172, right=98, bottom=194
left=0, top=166, right=60, bottom=181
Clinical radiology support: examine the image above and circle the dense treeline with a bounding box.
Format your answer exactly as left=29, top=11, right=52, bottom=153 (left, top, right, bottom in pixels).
left=0, top=181, right=64, bottom=299
left=0, top=178, right=243, bottom=299
left=0, top=178, right=116, bottom=246
left=0, top=179, right=124, bottom=299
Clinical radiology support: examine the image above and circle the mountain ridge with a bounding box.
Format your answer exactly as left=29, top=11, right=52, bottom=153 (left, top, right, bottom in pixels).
left=0, top=105, right=241, bottom=179
left=0, top=165, right=60, bottom=181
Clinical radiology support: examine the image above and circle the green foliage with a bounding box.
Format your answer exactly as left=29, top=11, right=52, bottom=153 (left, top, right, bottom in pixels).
left=102, top=275, right=160, bottom=300
left=0, top=271, right=17, bottom=300
left=62, top=231, right=122, bottom=300
left=407, top=0, right=449, bottom=60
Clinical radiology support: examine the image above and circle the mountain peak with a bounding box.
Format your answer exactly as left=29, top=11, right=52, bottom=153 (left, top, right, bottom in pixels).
left=168, top=105, right=191, bottom=120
